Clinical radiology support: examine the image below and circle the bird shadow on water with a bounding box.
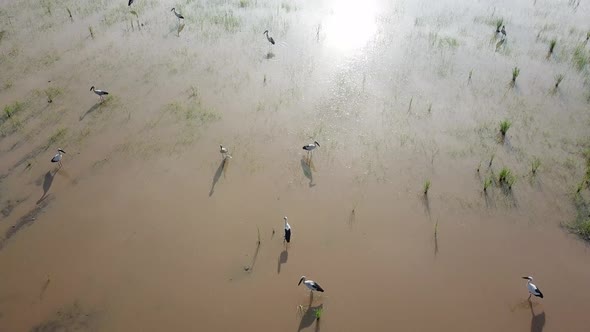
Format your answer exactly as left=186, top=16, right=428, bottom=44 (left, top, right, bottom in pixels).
left=277, top=249, right=288, bottom=274
left=37, top=170, right=56, bottom=204
left=529, top=301, right=545, bottom=332
left=300, top=157, right=315, bottom=187
left=209, top=158, right=228, bottom=197
left=297, top=303, right=322, bottom=332
left=79, top=103, right=102, bottom=121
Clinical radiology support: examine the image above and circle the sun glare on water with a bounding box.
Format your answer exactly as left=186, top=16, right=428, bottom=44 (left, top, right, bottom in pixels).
left=323, top=0, right=379, bottom=54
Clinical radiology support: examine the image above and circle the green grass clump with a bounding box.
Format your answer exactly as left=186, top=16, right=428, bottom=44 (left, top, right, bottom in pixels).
left=512, top=67, right=520, bottom=83
left=211, top=11, right=240, bottom=32
left=44, top=87, right=62, bottom=103
left=423, top=179, right=431, bottom=195
left=573, top=46, right=588, bottom=71
left=314, top=307, right=323, bottom=320
left=3, top=101, right=24, bottom=120
left=499, top=120, right=511, bottom=136
left=48, top=128, right=68, bottom=146
left=483, top=176, right=493, bottom=192
left=238, top=0, right=250, bottom=8
left=495, top=18, right=503, bottom=32
left=572, top=219, right=590, bottom=239
left=548, top=39, right=557, bottom=55
left=531, top=158, right=541, bottom=174
left=554, top=74, right=564, bottom=88
left=498, top=167, right=515, bottom=188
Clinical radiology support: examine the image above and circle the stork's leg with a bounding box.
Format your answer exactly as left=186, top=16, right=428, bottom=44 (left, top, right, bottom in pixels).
left=527, top=294, right=531, bottom=300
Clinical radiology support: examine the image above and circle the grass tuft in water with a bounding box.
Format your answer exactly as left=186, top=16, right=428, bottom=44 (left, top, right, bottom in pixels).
left=88, top=26, right=94, bottom=39
left=495, top=18, right=503, bottom=33
left=66, top=7, right=73, bottom=21
left=586, top=31, right=590, bottom=43
left=554, top=74, right=564, bottom=88
left=498, top=167, right=515, bottom=188
left=548, top=39, right=557, bottom=55
left=531, top=157, right=541, bottom=174
left=314, top=307, right=323, bottom=320
left=238, top=0, right=250, bottom=8
left=3, top=101, right=24, bottom=120
left=573, top=46, right=587, bottom=71
left=44, top=87, right=62, bottom=103
left=423, top=179, right=431, bottom=195
left=499, top=120, right=511, bottom=136
left=511, top=67, right=520, bottom=83
left=47, top=128, right=67, bottom=147
left=483, top=176, right=493, bottom=192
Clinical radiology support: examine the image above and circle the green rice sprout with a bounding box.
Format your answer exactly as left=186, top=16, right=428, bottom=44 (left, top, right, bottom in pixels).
left=512, top=67, right=520, bottom=83
left=548, top=39, right=557, bottom=55
left=88, top=26, right=94, bottom=39
left=531, top=158, right=541, bottom=174
left=66, top=7, right=73, bottom=21
left=489, top=154, right=495, bottom=167
left=483, top=177, right=493, bottom=192
left=573, top=46, right=587, bottom=71
left=495, top=18, right=503, bottom=33
left=423, top=179, right=431, bottom=195
left=554, top=74, right=564, bottom=88
left=314, top=307, right=323, bottom=320
left=498, top=167, right=515, bottom=188
left=586, top=31, right=590, bottom=42
left=499, top=120, right=511, bottom=136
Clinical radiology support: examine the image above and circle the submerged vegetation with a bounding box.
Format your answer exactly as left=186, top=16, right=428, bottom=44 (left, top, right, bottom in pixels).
left=531, top=158, right=541, bottom=174
left=498, top=167, right=515, bottom=188
left=423, top=179, right=431, bottom=195
left=499, top=120, right=511, bottom=137
left=554, top=74, right=564, bottom=89
left=548, top=39, right=557, bottom=56
left=511, top=67, right=520, bottom=83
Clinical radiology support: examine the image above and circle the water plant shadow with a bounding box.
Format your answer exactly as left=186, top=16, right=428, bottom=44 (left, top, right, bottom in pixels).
left=209, top=158, right=227, bottom=197
left=79, top=103, right=102, bottom=121
left=1, top=195, right=54, bottom=250
left=422, top=195, right=431, bottom=216
left=347, top=208, right=356, bottom=229
left=300, top=157, right=315, bottom=187
left=243, top=241, right=260, bottom=273
left=177, top=23, right=185, bottom=37
left=298, top=303, right=322, bottom=332
left=277, top=249, right=288, bottom=274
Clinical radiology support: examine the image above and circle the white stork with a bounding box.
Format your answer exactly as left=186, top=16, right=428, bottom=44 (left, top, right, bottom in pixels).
left=90, top=86, right=109, bottom=102
left=283, top=216, right=291, bottom=243
left=298, top=276, right=324, bottom=293
left=171, top=8, right=184, bottom=20
left=522, top=276, right=544, bottom=299
left=51, top=149, right=66, bottom=167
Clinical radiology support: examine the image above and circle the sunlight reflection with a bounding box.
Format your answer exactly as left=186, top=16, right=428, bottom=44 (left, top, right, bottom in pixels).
left=324, top=0, right=379, bottom=53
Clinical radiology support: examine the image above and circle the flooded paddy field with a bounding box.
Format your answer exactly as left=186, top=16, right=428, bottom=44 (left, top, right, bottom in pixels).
left=1, top=0, right=590, bottom=330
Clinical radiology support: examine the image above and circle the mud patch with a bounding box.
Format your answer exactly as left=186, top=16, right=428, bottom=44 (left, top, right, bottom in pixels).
left=30, top=302, right=99, bottom=332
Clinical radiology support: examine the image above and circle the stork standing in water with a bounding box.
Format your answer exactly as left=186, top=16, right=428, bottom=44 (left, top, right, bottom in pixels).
left=298, top=276, right=324, bottom=295
left=303, top=141, right=320, bottom=160
left=171, top=8, right=184, bottom=21
left=51, top=149, right=66, bottom=167
left=283, top=216, right=291, bottom=243
left=522, top=276, right=544, bottom=299
left=219, top=145, right=231, bottom=159
left=90, top=86, right=109, bottom=103
left=263, top=30, right=275, bottom=45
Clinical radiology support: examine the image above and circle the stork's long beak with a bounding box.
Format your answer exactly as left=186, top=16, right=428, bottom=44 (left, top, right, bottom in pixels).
left=521, top=276, right=530, bottom=280
left=298, top=278, right=304, bottom=285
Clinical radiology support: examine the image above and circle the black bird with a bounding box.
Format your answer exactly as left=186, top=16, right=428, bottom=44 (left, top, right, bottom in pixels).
left=171, top=8, right=184, bottom=20
left=263, top=30, right=275, bottom=45
left=51, top=149, right=66, bottom=167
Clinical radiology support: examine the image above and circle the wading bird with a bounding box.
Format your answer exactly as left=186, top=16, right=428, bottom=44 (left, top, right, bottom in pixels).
left=171, top=8, right=184, bottom=20
left=298, top=276, right=324, bottom=293
left=51, top=149, right=66, bottom=167
left=219, top=145, right=231, bottom=159
left=303, top=141, right=320, bottom=152
left=263, top=30, right=275, bottom=45
left=283, top=216, right=291, bottom=243
left=90, top=86, right=109, bottom=102
left=522, top=276, right=544, bottom=299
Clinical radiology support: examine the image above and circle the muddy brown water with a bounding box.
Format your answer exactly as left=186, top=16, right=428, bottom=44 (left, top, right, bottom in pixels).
left=1, top=0, right=590, bottom=330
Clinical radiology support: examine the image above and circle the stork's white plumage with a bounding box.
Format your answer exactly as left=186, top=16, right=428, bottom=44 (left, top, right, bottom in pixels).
left=263, top=30, right=275, bottom=45
left=171, top=8, right=184, bottom=20
left=303, top=141, right=320, bottom=151
left=298, top=276, right=324, bottom=293
left=90, top=86, right=109, bottom=102
left=219, top=145, right=232, bottom=159
left=51, top=148, right=66, bottom=166
left=522, top=276, right=544, bottom=299
left=283, top=216, right=291, bottom=243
